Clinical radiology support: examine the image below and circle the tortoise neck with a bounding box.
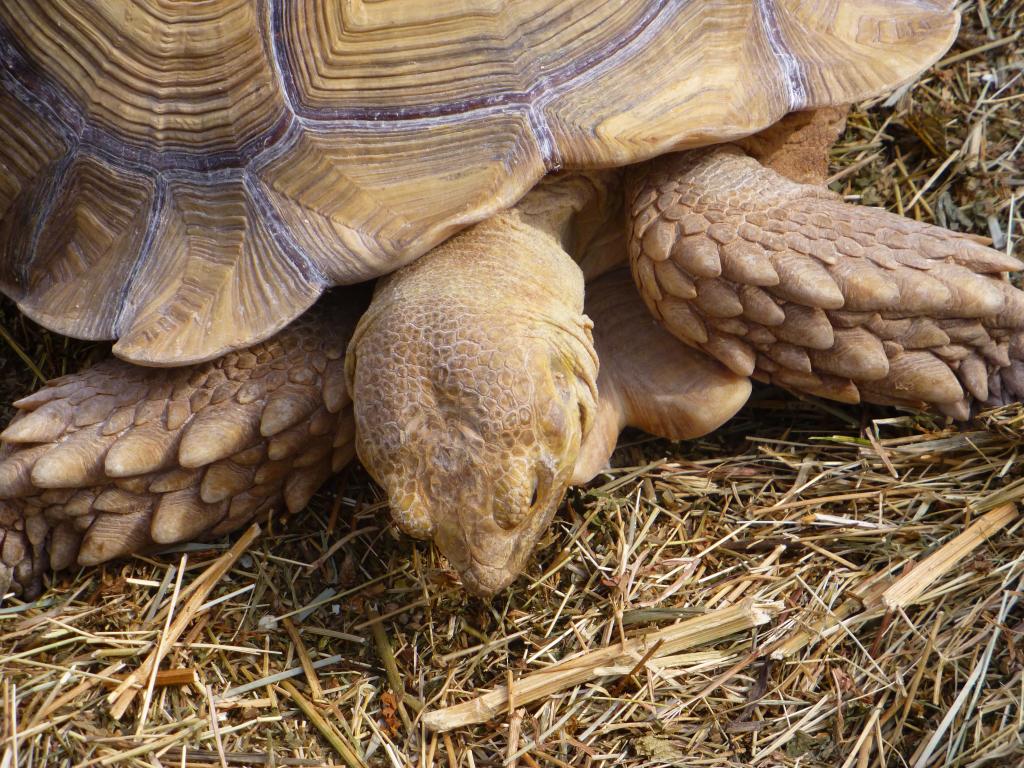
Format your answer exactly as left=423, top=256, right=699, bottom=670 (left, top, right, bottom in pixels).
left=515, top=170, right=620, bottom=245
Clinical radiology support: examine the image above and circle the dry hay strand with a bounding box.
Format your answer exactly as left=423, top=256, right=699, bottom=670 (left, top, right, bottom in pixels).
left=1, top=3, right=1023, bottom=766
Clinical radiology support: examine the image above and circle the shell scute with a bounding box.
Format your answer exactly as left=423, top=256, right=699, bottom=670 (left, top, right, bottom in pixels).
left=0, top=0, right=959, bottom=363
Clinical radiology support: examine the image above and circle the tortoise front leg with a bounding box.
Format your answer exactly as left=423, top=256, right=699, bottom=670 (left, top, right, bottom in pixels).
left=627, top=114, right=1024, bottom=418
left=573, top=268, right=750, bottom=484
left=0, top=301, right=361, bottom=600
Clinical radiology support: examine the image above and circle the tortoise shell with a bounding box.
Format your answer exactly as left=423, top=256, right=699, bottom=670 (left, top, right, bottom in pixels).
left=0, top=1, right=957, bottom=365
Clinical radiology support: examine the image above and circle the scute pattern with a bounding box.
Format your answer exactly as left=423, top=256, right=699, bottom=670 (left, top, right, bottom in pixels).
left=771, top=0, right=959, bottom=102
left=546, top=0, right=956, bottom=165
left=0, top=301, right=361, bottom=599
left=0, top=87, right=65, bottom=223
left=0, top=1, right=286, bottom=154
left=17, top=156, right=155, bottom=340
left=0, top=87, right=67, bottom=290
left=277, top=1, right=661, bottom=115
left=628, top=148, right=1024, bottom=418
left=253, top=113, right=544, bottom=284
left=113, top=178, right=325, bottom=364
left=0, top=0, right=959, bottom=364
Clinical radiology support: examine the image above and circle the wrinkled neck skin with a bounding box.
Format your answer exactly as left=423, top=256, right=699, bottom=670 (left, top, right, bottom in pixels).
left=523, top=169, right=629, bottom=282
left=517, top=169, right=622, bottom=255
left=572, top=268, right=752, bottom=484
left=347, top=181, right=600, bottom=596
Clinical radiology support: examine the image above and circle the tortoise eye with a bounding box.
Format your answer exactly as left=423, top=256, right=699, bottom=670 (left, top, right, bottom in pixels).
left=493, top=466, right=547, bottom=531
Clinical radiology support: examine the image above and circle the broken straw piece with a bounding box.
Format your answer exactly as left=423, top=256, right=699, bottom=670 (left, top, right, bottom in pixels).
left=882, top=503, right=1019, bottom=609
left=422, top=598, right=777, bottom=732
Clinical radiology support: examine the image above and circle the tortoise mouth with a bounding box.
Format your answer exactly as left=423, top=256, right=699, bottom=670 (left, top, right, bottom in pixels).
left=415, top=475, right=565, bottom=602
left=460, top=560, right=518, bottom=597
left=432, top=488, right=564, bottom=598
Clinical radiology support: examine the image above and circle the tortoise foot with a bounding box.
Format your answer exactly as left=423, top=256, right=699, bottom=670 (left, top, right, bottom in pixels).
left=628, top=146, right=1024, bottom=419
left=573, top=268, right=751, bottom=484
left=0, top=301, right=361, bottom=601
left=0, top=505, right=48, bottom=599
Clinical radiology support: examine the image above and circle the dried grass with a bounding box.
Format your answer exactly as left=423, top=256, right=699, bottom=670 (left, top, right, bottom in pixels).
left=2, top=3, right=1023, bottom=766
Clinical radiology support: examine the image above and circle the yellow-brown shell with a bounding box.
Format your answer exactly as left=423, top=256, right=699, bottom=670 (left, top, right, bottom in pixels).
left=0, top=1, right=958, bottom=364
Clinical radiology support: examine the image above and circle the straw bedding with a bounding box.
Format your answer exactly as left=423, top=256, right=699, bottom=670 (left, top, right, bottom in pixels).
left=1, top=3, right=1022, bottom=765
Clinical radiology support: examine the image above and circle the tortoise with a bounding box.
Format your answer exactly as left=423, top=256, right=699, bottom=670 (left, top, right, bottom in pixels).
left=1, top=0, right=1020, bottom=599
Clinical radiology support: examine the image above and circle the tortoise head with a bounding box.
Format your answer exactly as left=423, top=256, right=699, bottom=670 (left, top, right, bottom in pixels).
left=349, top=306, right=597, bottom=596
left=345, top=221, right=597, bottom=596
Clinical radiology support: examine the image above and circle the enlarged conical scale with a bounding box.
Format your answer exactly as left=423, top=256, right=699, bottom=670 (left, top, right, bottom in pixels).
left=627, top=145, right=1024, bottom=418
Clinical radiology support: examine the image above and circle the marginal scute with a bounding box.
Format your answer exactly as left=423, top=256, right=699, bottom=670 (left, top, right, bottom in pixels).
left=547, top=1, right=957, bottom=165
left=771, top=0, right=959, bottom=104
left=17, top=156, right=155, bottom=341
left=254, top=113, right=545, bottom=285
left=112, top=180, right=324, bottom=366
left=0, top=88, right=67, bottom=295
